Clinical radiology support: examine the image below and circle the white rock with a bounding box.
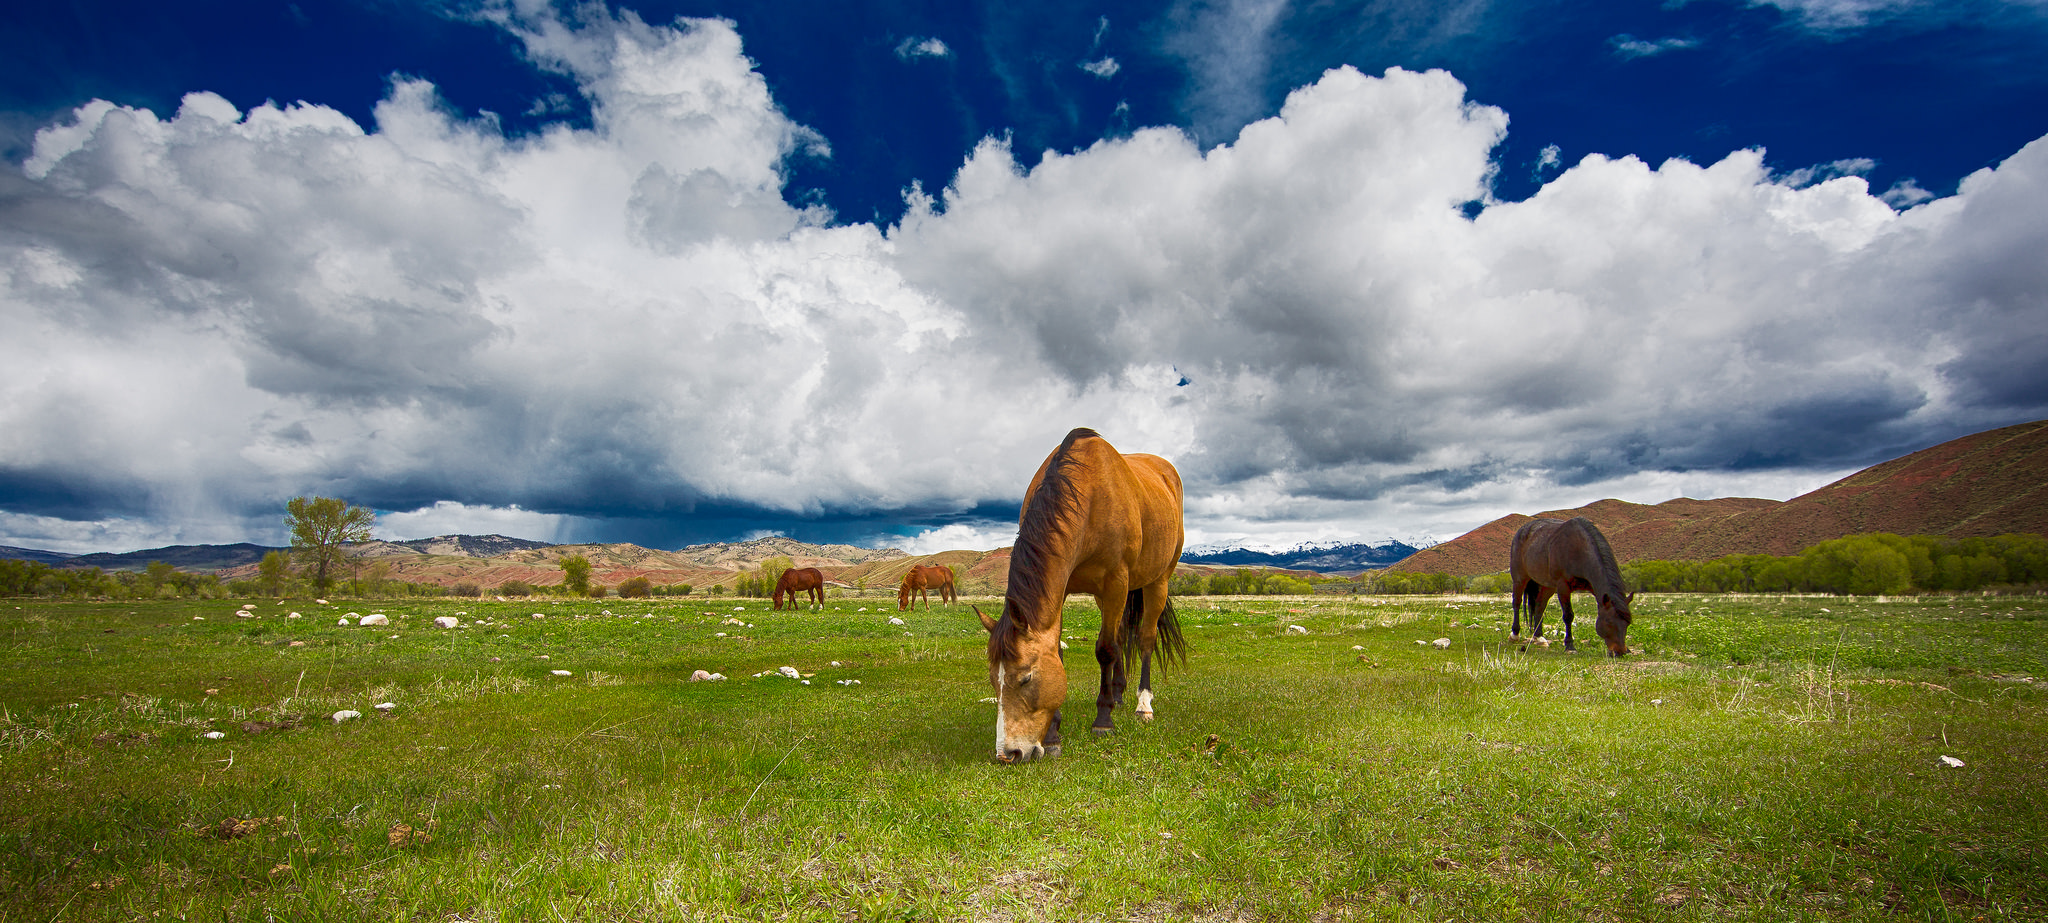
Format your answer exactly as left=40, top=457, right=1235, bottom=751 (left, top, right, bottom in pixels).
left=315, top=599, right=328, bottom=605
left=1432, top=638, right=1452, bottom=649
left=241, top=603, right=256, bottom=609
left=1351, top=645, right=1364, bottom=651
left=1940, top=755, right=1966, bottom=768
left=374, top=702, right=396, bottom=711
left=779, top=666, right=801, bottom=679
left=734, top=606, right=745, bottom=611
left=359, top=614, right=389, bottom=626
left=346, top=612, right=360, bottom=618
left=202, top=731, right=226, bottom=739
left=690, top=669, right=713, bottom=682
left=1414, top=639, right=1428, bottom=646
left=1059, top=640, right=1068, bottom=650
left=830, top=661, right=842, bottom=667
left=288, top=612, right=301, bottom=619
left=236, top=611, right=254, bottom=618
left=708, top=673, right=726, bottom=681
left=715, top=632, right=727, bottom=638
left=1287, top=624, right=1308, bottom=634
left=551, top=670, right=573, bottom=677
left=337, top=618, right=349, bottom=626
left=433, top=616, right=459, bottom=629
left=602, top=610, right=613, bottom=616
left=858, top=607, right=868, bottom=612
left=801, top=680, right=811, bottom=685
left=531, top=613, right=545, bottom=619
left=889, top=617, right=905, bottom=625
left=332, top=710, right=362, bottom=723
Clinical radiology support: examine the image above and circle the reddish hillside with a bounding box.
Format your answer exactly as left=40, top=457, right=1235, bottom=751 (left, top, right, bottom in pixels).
left=1393, top=419, right=2048, bottom=577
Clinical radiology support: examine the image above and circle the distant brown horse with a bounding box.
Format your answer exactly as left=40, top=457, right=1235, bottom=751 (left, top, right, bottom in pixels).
left=897, top=564, right=957, bottom=610
left=976, top=428, right=1186, bottom=763
left=1510, top=517, right=1634, bottom=656
left=772, top=567, right=826, bottom=610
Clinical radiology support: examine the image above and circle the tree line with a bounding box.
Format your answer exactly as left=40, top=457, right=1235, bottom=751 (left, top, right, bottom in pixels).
left=1618, top=532, right=2048, bottom=595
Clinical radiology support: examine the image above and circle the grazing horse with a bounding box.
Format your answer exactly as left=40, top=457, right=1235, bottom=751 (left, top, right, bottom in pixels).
left=772, top=567, right=826, bottom=611
left=976, top=428, right=1186, bottom=763
left=897, top=564, right=958, bottom=610
left=1510, top=517, right=1634, bottom=656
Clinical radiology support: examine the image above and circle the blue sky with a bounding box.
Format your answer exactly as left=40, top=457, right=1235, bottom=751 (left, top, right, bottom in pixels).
left=2, top=0, right=2046, bottom=556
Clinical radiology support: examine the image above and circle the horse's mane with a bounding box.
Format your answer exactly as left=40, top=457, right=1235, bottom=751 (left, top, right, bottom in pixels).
left=1570, top=517, right=1628, bottom=603
left=990, top=428, right=1098, bottom=661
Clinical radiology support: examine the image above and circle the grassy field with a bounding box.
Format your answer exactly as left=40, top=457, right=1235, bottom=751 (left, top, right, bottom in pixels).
left=1, top=591, right=2043, bottom=921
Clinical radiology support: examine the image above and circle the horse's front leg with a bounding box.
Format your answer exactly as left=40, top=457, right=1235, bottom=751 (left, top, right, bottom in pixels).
left=1090, top=585, right=1131, bottom=733
left=1558, top=591, right=1578, bottom=652
left=1044, top=708, right=1063, bottom=758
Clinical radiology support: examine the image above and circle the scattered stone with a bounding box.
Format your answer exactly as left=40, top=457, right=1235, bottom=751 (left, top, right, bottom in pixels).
left=1351, top=645, right=1364, bottom=650
left=779, top=666, right=801, bottom=679
left=801, top=680, right=811, bottom=685
left=551, top=670, right=573, bottom=677
left=288, top=641, right=305, bottom=647
left=315, top=599, right=328, bottom=604
left=358, top=614, right=388, bottom=626
left=433, top=616, right=459, bottom=629
left=287, top=612, right=301, bottom=619
left=193, top=616, right=204, bottom=621
left=332, top=710, right=362, bottom=723
left=1432, top=638, right=1452, bottom=649
left=690, top=669, right=712, bottom=681
left=889, top=617, right=905, bottom=625
left=1287, top=624, right=1308, bottom=634
left=202, top=731, right=226, bottom=739
left=1415, top=639, right=1428, bottom=646
left=836, top=679, right=862, bottom=686
left=373, top=702, right=396, bottom=712
left=1940, top=755, right=1966, bottom=768
left=531, top=613, right=545, bottom=619
left=734, top=606, right=745, bottom=611
left=830, top=661, right=842, bottom=667
left=337, top=618, right=349, bottom=626
left=236, top=610, right=254, bottom=619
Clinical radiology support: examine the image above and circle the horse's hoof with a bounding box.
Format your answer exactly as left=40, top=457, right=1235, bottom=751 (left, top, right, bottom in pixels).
left=1043, top=744, right=1061, bottom=759
left=1091, top=725, right=1114, bottom=736
left=1136, top=711, right=1154, bottom=723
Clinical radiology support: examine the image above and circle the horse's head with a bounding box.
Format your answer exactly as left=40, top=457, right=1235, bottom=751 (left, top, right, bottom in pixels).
left=1595, top=590, right=1635, bottom=657
left=897, top=582, right=912, bottom=611
left=976, top=603, right=1065, bottom=763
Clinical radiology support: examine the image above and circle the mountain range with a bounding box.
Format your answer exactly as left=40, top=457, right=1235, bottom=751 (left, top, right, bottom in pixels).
left=1391, top=419, right=2048, bottom=577
left=1180, top=540, right=1422, bottom=573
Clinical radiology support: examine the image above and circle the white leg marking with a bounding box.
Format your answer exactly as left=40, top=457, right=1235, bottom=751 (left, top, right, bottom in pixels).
left=1136, top=688, right=1154, bottom=721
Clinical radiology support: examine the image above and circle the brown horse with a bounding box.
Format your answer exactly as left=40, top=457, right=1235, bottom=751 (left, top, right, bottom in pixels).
left=1510, top=517, right=1634, bottom=656
left=772, top=567, right=826, bottom=610
left=897, top=564, right=957, bottom=610
left=976, top=428, right=1186, bottom=763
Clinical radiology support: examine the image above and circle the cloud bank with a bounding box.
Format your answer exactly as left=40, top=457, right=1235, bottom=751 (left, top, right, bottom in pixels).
left=3, top=9, right=2045, bottom=553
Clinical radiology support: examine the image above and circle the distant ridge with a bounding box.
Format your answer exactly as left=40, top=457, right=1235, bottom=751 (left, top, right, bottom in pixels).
left=1393, top=419, right=2048, bottom=577
left=63, top=542, right=281, bottom=572
left=1181, top=540, right=1420, bottom=572
left=0, top=545, right=76, bottom=565
left=354, top=534, right=556, bottom=559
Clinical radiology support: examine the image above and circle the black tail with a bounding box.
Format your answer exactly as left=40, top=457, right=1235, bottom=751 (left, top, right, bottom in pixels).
left=1121, top=587, right=1188, bottom=673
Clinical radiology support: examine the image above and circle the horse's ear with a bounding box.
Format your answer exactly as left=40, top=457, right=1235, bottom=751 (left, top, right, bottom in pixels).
left=1626, top=591, right=1636, bottom=605
left=975, top=605, right=997, bottom=633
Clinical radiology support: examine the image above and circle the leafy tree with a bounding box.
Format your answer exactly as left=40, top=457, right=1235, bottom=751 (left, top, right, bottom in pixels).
left=287, top=496, right=375, bottom=596
left=257, top=550, right=292, bottom=597
left=0, top=560, right=50, bottom=596
left=559, top=554, right=592, bottom=596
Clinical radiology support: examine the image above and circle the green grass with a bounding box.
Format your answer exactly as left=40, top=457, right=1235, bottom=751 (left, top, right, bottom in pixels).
left=2, top=593, right=2043, bottom=921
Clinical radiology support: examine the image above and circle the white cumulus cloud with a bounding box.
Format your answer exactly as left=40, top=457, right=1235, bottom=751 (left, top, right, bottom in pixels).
left=3, top=9, right=2046, bottom=556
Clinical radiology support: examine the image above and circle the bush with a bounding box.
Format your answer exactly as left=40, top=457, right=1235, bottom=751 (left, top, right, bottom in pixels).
left=588, top=585, right=608, bottom=598
left=450, top=582, right=481, bottom=598
left=499, top=580, right=532, bottom=597
left=618, top=576, right=651, bottom=598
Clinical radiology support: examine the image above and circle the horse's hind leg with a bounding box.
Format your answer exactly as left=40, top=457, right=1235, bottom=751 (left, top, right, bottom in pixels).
left=1558, top=592, right=1578, bottom=652
left=1132, top=585, right=1169, bottom=722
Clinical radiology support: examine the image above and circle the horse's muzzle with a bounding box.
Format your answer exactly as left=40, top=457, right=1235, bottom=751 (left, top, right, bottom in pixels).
left=996, top=743, right=1053, bottom=764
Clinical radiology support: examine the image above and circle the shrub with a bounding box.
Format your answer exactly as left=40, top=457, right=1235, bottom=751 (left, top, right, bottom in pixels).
left=618, top=576, right=651, bottom=598
left=450, top=582, right=481, bottom=598
left=499, top=580, right=533, bottom=597
left=588, top=585, right=608, bottom=598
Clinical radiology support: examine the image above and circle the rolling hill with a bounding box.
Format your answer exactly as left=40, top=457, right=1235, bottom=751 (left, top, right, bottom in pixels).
left=1392, top=419, right=2048, bottom=577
